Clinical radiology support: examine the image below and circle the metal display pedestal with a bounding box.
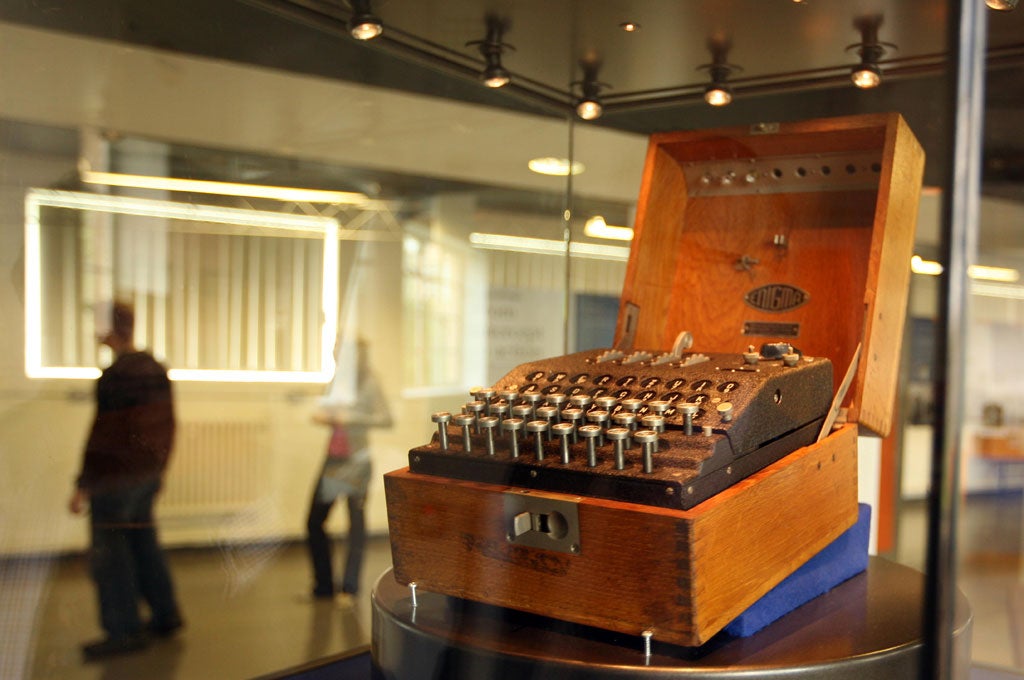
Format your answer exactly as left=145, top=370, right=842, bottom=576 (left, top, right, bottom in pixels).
left=370, top=557, right=972, bottom=679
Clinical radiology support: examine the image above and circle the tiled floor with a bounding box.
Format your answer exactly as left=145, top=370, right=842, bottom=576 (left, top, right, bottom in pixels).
left=4, top=537, right=389, bottom=680
left=3, top=493, right=1024, bottom=679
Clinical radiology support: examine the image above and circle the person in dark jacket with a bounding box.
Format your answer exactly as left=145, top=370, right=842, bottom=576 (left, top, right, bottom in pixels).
left=69, top=302, right=183, bottom=660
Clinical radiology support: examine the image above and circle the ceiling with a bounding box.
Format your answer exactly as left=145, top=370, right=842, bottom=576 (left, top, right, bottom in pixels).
left=284, top=0, right=1020, bottom=106
left=270, top=0, right=1024, bottom=194
left=2, top=0, right=1024, bottom=203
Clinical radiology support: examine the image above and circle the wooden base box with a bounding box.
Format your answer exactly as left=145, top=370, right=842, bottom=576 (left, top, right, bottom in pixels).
left=386, top=424, right=858, bottom=647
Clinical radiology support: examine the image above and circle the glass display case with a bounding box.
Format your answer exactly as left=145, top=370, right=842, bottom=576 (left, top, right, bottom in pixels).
left=0, top=2, right=1020, bottom=678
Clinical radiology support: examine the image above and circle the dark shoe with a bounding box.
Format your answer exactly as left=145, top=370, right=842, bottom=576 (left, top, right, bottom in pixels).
left=312, top=587, right=335, bottom=600
left=82, top=633, right=149, bottom=660
left=146, top=618, right=184, bottom=638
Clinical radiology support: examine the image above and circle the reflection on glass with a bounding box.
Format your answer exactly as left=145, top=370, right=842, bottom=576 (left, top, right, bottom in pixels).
left=0, top=13, right=643, bottom=679
left=25, top=190, right=339, bottom=382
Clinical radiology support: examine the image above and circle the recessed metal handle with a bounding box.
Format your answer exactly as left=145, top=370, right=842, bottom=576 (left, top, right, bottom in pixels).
left=504, top=492, right=580, bottom=555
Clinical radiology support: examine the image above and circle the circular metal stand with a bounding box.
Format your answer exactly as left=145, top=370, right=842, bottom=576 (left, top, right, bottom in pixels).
left=370, top=557, right=972, bottom=679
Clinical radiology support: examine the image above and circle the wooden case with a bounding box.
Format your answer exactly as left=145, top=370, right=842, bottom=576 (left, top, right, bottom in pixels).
left=386, top=424, right=858, bottom=647
left=618, top=112, right=924, bottom=437
left=385, top=113, right=924, bottom=647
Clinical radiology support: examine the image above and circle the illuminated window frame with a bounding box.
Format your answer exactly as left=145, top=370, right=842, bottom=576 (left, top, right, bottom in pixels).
left=24, top=189, right=340, bottom=383
left=400, top=233, right=468, bottom=394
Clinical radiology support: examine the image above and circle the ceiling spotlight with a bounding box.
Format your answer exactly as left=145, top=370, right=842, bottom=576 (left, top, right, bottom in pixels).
left=701, top=64, right=739, bottom=106
left=987, top=0, right=1018, bottom=9
left=577, top=97, right=602, bottom=120
left=619, top=21, right=641, bottom=32
left=698, top=38, right=741, bottom=107
left=467, top=16, right=515, bottom=88
left=348, top=0, right=383, bottom=40
left=846, top=15, right=895, bottom=89
left=574, top=63, right=610, bottom=121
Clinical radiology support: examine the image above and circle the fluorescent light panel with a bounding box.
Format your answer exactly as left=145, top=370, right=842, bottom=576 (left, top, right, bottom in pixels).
left=910, top=255, right=944, bottom=276
left=911, top=255, right=1020, bottom=282
left=527, top=157, right=585, bottom=177
left=24, top=366, right=332, bottom=383
left=584, top=215, right=634, bottom=241
left=25, top=189, right=340, bottom=383
left=969, top=264, right=1020, bottom=283
left=469, top=232, right=630, bottom=261
left=35, top=190, right=339, bottom=233
left=81, top=169, right=368, bottom=205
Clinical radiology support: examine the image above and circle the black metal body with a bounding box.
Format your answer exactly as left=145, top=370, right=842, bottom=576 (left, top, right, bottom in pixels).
left=408, top=348, right=832, bottom=510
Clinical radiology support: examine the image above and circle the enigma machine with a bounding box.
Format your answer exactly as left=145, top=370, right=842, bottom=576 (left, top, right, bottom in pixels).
left=384, top=113, right=924, bottom=648
left=408, top=342, right=834, bottom=511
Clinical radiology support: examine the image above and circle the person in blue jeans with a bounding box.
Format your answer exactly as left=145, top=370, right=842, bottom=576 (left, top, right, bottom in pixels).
left=306, top=337, right=390, bottom=602
left=69, top=302, right=183, bottom=660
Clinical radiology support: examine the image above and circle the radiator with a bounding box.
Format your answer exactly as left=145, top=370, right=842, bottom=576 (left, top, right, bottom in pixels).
left=160, top=420, right=270, bottom=516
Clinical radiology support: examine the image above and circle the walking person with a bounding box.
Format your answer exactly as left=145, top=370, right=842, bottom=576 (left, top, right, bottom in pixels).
left=306, top=337, right=391, bottom=603
left=69, top=301, right=184, bottom=659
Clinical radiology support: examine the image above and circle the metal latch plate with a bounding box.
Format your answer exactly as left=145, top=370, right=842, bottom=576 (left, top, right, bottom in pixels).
left=503, top=491, right=581, bottom=555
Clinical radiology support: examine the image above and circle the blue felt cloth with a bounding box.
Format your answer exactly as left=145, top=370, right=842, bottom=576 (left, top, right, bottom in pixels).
left=724, top=503, right=871, bottom=637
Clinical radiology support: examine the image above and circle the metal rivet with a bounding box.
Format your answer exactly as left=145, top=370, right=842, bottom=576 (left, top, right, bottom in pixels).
left=465, top=400, right=485, bottom=433
left=621, top=398, right=643, bottom=414
left=642, top=414, right=664, bottom=451
left=546, top=392, right=568, bottom=416
left=552, top=422, right=574, bottom=463
left=679, top=403, right=698, bottom=435
left=579, top=424, right=601, bottom=467
left=570, top=394, right=594, bottom=411
left=502, top=417, right=523, bottom=458
left=479, top=415, right=499, bottom=456
left=474, top=387, right=496, bottom=415
left=606, top=427, right=629, bottom=470
left=431, top=411, right=451, bottom=450
left=587, top=410, right=610, bottom=446
left=453, top=413, right=474, bottom=452
left=536, top=405, right=558, bottom=440
left=526, top=419, right=550, bottom=459
left=562, top=408, right=583, bottom=444
left=634, top=429, right=658, bottom=473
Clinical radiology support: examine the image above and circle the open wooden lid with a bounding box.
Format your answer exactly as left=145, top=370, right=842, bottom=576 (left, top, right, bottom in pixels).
left=615, top=113, right=925, bottom=437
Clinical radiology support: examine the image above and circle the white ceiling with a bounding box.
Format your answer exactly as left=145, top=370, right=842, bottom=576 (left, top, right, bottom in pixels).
left=2, top=7, right=1024, bottom=261
left=0, top=21, right=647, bottom=206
